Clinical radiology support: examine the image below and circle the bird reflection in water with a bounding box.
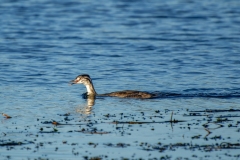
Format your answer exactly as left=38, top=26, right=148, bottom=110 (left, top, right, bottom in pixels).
left=76, top=94, right=95, bottom=115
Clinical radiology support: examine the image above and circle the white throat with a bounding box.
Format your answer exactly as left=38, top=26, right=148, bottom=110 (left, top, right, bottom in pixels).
left=86, top=85, right=92, bottom=94
left=85, top=84, right=97, bottom=95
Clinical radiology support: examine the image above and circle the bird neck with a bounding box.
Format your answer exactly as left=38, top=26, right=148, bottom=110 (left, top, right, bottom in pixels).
left=85, top=83, right=97, bottom=97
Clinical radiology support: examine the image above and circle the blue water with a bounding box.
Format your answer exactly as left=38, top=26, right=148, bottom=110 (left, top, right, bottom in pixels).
left=1, top=0, right=240, bottom=159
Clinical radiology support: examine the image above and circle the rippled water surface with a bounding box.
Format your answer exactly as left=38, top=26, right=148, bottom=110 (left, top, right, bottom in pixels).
left=1, top=0, right=240, bottom=159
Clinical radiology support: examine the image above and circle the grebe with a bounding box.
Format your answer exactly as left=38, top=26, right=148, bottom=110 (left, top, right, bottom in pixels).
left=70, top=74, right=155, bottom=99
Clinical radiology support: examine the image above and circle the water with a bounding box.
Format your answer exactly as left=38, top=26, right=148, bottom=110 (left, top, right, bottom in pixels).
left=1, top=0, right=240, bottom=159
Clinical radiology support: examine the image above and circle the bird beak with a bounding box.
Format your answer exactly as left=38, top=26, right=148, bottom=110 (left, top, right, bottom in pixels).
left=69, top=79, right=78, bottom=85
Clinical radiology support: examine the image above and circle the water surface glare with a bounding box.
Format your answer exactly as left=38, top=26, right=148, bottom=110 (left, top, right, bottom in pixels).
left=1, top=0, right=240, bottom=159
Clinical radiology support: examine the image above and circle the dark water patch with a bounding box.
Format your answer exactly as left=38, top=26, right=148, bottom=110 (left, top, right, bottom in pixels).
left=140, top=142, right=240, bottom=152
left=83, top=155, right=106, bottom=160
left=103, top=113, right=116, bottom=118
left=104, top=143, right=130, bottom=148
left=135, top=15, right=211, bottom=20
left=216, top=115, right=240, bottom=118
left=189, top=109, right=240, bottom=113
left=111, top=115, right=186, bottom=124
left=111, top=119, right=186, bottom=124
left=154, top=91, right=240, bottom=99
left=183, top=113, right=209, bottom=117
left=180, top=71, right=206, bottom=75
left=57, top=113, right=71, bottom=116
left=0, top=140, right=34, bottom=147
left=90, top=53, right=123, bottom=58
left=119, top=36, right=209, bottom=43
left=136, top=45, right=157, bottom=51
left=58, top=36, right=82, bottom=40
left=41, top=121, right=84, bottom=126
left=39, top=131, right=60, bottom=134
left=75, top=130, right=110, bottom=135
left=119, top=37, right=182, bottom=42
left=202, top=122, right=223, bottom=130
left=76, top=42, right=126, bottom=46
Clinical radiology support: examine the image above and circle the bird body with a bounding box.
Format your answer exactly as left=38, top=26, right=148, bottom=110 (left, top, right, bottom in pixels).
left=70, top=74, right=154, bottom=99
left=100, top=90, right=152, bottom=98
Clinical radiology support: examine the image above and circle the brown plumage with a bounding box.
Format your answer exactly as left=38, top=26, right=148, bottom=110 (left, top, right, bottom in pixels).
left=100, top=90, right=153, bottom=98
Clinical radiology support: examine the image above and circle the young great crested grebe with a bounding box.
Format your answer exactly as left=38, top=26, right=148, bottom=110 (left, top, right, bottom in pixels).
left=70, top=74, right=155, bottom=99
